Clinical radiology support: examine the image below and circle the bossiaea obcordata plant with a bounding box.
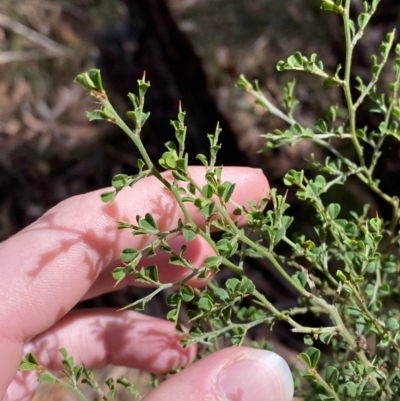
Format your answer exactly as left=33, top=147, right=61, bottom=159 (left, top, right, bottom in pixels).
left=21, top=0, right=400, bottom=399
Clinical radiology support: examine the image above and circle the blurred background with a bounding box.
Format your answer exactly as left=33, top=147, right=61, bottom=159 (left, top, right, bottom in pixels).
left=1, top=0, right=399, bottom=399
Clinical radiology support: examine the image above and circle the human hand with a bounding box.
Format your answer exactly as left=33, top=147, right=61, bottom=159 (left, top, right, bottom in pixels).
left=0, top=166, right=293, bottom=401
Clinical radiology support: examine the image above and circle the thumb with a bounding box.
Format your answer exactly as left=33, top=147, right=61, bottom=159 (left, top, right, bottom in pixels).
left=143, top=347, right=294, bottom=401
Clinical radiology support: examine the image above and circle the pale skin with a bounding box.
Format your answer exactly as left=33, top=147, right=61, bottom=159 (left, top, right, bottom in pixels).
left=0, top=166, right=293, bottom=401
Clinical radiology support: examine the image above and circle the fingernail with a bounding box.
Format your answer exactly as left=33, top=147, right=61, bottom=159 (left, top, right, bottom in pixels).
left=215, top=350, right=293, bottom=401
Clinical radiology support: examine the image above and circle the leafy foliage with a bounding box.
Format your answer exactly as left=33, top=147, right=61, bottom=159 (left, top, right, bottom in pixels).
left=22, top=0, right=400, bottom=399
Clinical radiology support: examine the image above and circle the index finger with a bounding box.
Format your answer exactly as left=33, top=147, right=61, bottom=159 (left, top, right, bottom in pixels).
left=0, top=166, right=269, bottom=398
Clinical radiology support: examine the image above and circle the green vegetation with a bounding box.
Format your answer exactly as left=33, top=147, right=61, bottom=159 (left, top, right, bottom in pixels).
left=21, top=0, right=400, bottom=399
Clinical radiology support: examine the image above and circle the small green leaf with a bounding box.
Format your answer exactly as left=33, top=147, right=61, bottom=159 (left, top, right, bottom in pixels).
left=144, top=213, right=158, bottom=230
left=138, top=79, right=150, bottom=98
left=86, top=110, right=110, bottom=121
left=167, top=293, right=183, bottom=306
left=105, top=378, right=115, bottom=392
left=39, top=372, right=57, bottom=383
left=101, top=191, right=116, bottom=203
left=112, top=267, right=126, bottom=283
left=112, top=174, right=128, bottom=189
left=126, top=111, right=137, bottom=122
left=198, top=295, right=213, bottom=311
left=214, top=287, right=230, bottom=301
left=226, top=278, right=240, bottom=292
left=298, top=352, right=312, bottom=369
left=292, top=271, right=307, bottom=288
left=88, top=69, right=104, bottom=92
left=74, top=72, right=96, bottom=92
left=159, top=151, right=179, bottom=169
left=196, top=154, right=209, bottom=167
left=306, top=347, right=320, bottom=368
left=121, top=248, right=139, bottom=263
left=357, top=13, right=370, bottom=30
left=299, top=371, right=317, bottom=380
left=345, top=381, right=358, bottom=397
left=202, top=184, right=215, bottom=198
left=127, top=93, right=139, bottom=108
left=167, top=309, right=178, bottom=321
left=323, top=77, right=341, bottom=86
left=169, top=255, right=186, bottom=266
left=336, top=270, right=347, bottom=282
left=182, top=227, right=196, bottom=242
left=205, top=256, right=220, bottom=269
left=386, top=317, right=399, bottom=331
left=345, top=306, right=362, bottom=315
left=303, top=128, right=314, bottom=138
left=240, top=277, right=255, bottom=294
left=137, top=213, right=158, bottom=233
left=283, top=169, right=304, bottom=186
left=24, top=352, right=40, bottom=365
left=327, top=203, right=341, bottom=219
left=59, top=348, right=68, bottom=359
left=236, top=74, right=251, bottom=90
left=19, top=362, right=37, bottom=371
left=325, top=366, right=339, bottom=386
left=219, top=182, right=236, bottom=203
left=304, top=335, right=314, bottom=345
left=181, top=285, right=195, bottom=302
left=146, top=265, right=159, bottom=282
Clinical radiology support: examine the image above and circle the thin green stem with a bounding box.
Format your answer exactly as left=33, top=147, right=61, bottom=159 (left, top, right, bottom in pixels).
left=291, top=326, right=337, bottom=334
left=120, top=264, right=211, bottom=310
left=85, top=378, right=108, bottom=401
left=369, top=67, right=400, bottom=185
left=248, top=87, right=297, bottom=126
left=342, top=0, right=365, bottom=168
left=282, top=236, right=338, bottom=287
left=184, top=317, right=271, bottom=347
left=353, top=284, right=400, bottom=351
left=215, top=203, right=305, bottom=294
left=313, top=298, right=380, bottom=389
left=354, top=32, right=395, bottom=111
left=352, top=287, right=385, bottom=336
left=357, top=169, right=397, bottom=206
left=385, top=352, right=400, bottom=393
left=38, top=369, right=89, bottom=401
left=99, top=95, right=201, bottom=232
left=97, top=94, right=229, bottom=263
left=252, top=289, right=304, bottom=330
left=222, top=257, right=245, bottom=276
left=314, top=371, right=341, bottom=401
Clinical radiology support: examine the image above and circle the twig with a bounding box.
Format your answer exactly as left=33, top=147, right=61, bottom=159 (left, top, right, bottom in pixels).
left=0, top=50, right=55, bottom=65
left=0, top=13, right=72, bottom=57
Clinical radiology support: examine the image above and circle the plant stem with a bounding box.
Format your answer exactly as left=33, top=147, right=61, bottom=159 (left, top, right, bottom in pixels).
left=313, top=297, right=380, bottom=389
left=252, top=289, right=304, bottom=330
left=314, top=371, right=341, bottom=401
left=342, top=0, right=365, bottom=168
left=215, top=202, right=305, bottom=294
left=184, top=317, right=272, bottom=346
left=282, top=236, right=339, bottom=287
left=97, top=94, right=231, bottom=264
left=38, top=369, right=89, bottom=401
left=248, top=87, right=296, bottom=126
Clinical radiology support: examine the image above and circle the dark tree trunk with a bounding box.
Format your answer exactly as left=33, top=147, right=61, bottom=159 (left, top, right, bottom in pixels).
left=95, top=0, right=249, bottom=167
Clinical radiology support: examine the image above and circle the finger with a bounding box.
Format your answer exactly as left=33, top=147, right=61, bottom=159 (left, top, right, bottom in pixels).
left=83, top=235, right=215, bottom=299
left=8, top=309, right=196, bottom=401
left=143, top=347, right=293, bottom=401
left=0, top=166, right=269, bottom=398
left=0, top=167, right=268, bottom=340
